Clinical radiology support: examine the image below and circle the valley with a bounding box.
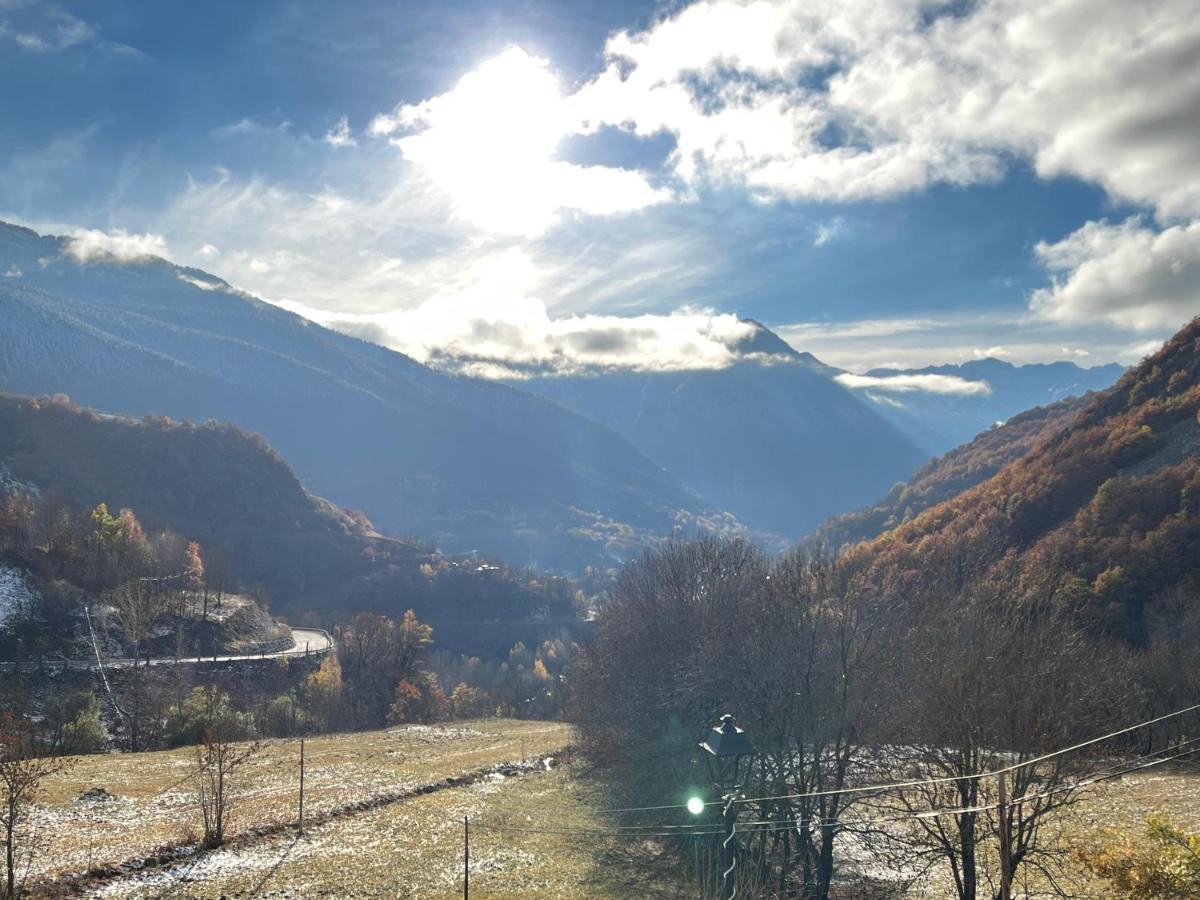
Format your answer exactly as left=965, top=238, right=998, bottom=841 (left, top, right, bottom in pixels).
left=0, top=8, right=1196, bottom=891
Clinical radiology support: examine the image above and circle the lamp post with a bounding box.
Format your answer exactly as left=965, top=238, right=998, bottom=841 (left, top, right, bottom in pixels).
left=699, top=714, right=754, bottom=900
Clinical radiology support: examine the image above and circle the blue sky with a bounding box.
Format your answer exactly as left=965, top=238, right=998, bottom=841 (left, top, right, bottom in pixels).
left=2, top=0, right=1197, bottom=373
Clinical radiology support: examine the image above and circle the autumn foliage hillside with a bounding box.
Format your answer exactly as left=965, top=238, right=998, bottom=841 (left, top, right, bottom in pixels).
left=0, top=393, right=583, bottom=650
left=811, top=393, right=1095, bottom=548
left=854, top=316, right=1200, bottom=643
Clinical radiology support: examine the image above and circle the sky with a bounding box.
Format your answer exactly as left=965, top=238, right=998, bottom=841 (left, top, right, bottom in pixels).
left=1, top=0, right=1197, bottom=374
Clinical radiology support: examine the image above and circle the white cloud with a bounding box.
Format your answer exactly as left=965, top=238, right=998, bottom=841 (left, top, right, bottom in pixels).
left=280, top=277, right=762, bottom=373
left=324, top=117, right=357, bottom=148
left=813, top=216, right=846, bottom=247
left=64, top=227, right=169, bottom=263
left=779, top=317, right=943, bottom=342
left=370, top=46, right=671, bottom=236
left=0, top=10, right=92, bottom=53
left=1030, top=218, right=1200, bottom=331
left=568, top=0, right=1200, bottom=217
left=177, top=273, right=222, bottom=291
left=196, top=243, right=219, bottom=258
left=777, top=314, right=1153, bottom=372
left=2, top=265, right=20, bottom=278
left=836, top=372, right=993, bottom=396
left=213, top=118, right=291, bottom=139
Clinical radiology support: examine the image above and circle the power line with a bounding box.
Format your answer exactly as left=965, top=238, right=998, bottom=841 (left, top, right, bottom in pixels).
left=596, top=701, right=1200, bottom=814
left=736, top=700, right=1200, bottom=807
left=466, top=740, right=1200, bottom=845
left=550, top=702, right=1200, bottom=831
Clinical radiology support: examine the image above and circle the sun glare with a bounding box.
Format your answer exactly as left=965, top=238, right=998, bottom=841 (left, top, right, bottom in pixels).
left=394, top=47, right=571, bottom=235
left=390, top=46, right=666, bottom=236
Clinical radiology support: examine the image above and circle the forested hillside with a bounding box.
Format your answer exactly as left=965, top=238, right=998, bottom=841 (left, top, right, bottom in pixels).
left=852, top=317, right=1200, bottom=643
left=0, top=222, right=722, bottom=571
left=810, top=394, right=1094, bottom=547
left=0, top=393, right=583, bottom=650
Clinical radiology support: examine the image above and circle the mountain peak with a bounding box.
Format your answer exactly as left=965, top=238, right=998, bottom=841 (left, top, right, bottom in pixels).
left=734, top=319, right=802, bottom=358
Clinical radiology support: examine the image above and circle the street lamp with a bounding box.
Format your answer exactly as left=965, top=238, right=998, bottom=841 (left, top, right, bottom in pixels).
left=699, top=714, right=754, bottom=900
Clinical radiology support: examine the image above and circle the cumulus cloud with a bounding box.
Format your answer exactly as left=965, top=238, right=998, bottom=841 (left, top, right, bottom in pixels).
left=60, top=2, right=1196, bottom=375
left=568, top=0, right=1200, bottom=218
left=279, top=277, right=762, bottom=373
left=324, top=116, right=357, bottom=148
left=1030, top=218, right=1200, bottom=331
left=369, top=46, right=671, bottom=235
left=836, top=372, right=993, bottom=396
left=64, top=228, right=169, bottom=263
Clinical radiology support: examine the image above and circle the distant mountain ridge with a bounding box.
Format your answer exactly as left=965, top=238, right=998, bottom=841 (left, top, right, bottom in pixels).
left=504, top=320, right=928, bottom=538
left=854, top=357, right=1125, bottom=453
left=0, top=221, right=725, bottom=571
left=489, top=319, right=1122, bottom=538
left=0, top=220, right=1128, bottom=557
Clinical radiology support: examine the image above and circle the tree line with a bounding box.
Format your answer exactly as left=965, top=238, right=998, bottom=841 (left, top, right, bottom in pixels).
left=571, top=536, right=1197, bottom=899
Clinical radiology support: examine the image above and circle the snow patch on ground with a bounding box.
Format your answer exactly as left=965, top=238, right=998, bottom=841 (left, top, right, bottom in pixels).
left=0, top=462, right=38, bottom=496
left=0, top=564, right=36, bottom=627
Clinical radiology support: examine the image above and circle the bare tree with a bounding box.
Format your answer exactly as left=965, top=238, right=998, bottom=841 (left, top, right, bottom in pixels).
left=866, top=584, right=1137, bottom=899
left=0, top=717, right=68, bottom=899
left=192, top=693, right=261, bottom=849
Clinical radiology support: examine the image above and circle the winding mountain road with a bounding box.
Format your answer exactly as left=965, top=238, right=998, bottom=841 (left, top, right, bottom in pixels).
left=0, top=627, right=334, bottom=673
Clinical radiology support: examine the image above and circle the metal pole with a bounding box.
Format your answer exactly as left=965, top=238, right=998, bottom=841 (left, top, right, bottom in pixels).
left=722, top=794, right=737, bottom=900
left=464, top=815, right=470, bottom=899
left=298, top=738, right=305, bottom=834
left=998, top=771, right=1011, bottom=900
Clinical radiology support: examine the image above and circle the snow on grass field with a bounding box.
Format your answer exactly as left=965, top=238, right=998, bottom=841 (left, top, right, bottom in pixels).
left=23, top=722, right=1200, bottom=899
left=27, top=720, right=576, bottom=893
left=86, top=763, right=687, bottom=899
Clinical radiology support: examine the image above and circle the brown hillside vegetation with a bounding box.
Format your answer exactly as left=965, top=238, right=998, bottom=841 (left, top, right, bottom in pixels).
left=852, top=316, right=1200, bottom=644
left=0, top=393, right=584, bottom=652
left=811, top=393, right=1095, bottom=548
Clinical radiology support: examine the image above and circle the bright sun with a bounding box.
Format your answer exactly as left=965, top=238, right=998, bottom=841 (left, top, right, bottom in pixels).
left=388, top=47, right=666, bottom=236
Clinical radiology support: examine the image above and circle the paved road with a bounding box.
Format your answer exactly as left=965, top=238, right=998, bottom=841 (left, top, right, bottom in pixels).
left=0, top=627, right=334, bottom=672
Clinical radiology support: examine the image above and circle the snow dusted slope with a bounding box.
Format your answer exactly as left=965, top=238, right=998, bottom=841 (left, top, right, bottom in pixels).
left=0, top=565, right=35, bottom=628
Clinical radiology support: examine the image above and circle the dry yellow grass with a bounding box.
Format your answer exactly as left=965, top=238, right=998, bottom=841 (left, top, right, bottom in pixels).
left=27, top=720, right=572, bottom=891
left=22, top=728, right=1198, bottom=899
left=84, top=761, right=689, bottom=899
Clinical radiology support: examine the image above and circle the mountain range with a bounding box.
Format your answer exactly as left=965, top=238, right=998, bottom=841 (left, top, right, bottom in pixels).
left=851, top=357, right=1126, bottom=454
left=0, top=222, right=718, bottom=571
left=501, top=326, right=927, bottom=537
left=496, top=322, right=1123, bottom=538
left=0, top=220, right=1127, bottom=565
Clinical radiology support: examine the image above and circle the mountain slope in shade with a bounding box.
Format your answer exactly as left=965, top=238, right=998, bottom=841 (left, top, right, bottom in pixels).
left=808, top=393, right=1095, bottom=548
left=506, top=322, right=927, bottom=538
left=850, top=316, right=1200, bottom=644
left=853, top=358, right=1125, bottom=454
left=0, top=222, right=721, bottom=571
left=0, top=392, right=584, bottom=651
